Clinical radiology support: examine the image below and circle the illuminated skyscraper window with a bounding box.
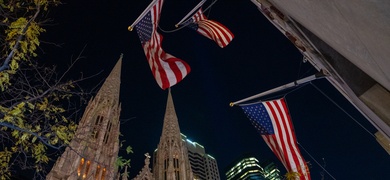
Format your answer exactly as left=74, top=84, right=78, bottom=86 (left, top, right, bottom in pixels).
left=225, top=157, right=281, bottom=180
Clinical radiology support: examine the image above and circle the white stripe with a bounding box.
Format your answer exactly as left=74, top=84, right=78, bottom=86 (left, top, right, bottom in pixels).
left=162, top=53, right=178, bottom=86
left=264, top=102, right=288, bottom=169
left=200, top=20, right=233, bottom=47
left=175, top=61, right=188, bottom=78
left=267, top=101, right=298, bottom=172
left=263, top=136, right=287, bottom=166
left=203, top=20, right=233, bottom=44
left=275, top=100, right=299, bottom=173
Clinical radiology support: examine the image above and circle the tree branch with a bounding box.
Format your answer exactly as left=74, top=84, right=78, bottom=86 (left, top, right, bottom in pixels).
left=0, top=5, right=41, bottom=72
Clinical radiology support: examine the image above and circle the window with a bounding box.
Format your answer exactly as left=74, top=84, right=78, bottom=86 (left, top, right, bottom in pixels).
left=174, top=158, right=180, bottom=180
left=101, top=168, right=106, bottom=180
left=92, top=116, right=104, bottom=139
left=84, top=160, right=91, bottom=179
left=77, top=158, right=85, bottom=177
left=77, top=158, right=91, bottom=179
left=103, top=122, right=112, bottom=144
left=95, top=165, right=101, bottom=179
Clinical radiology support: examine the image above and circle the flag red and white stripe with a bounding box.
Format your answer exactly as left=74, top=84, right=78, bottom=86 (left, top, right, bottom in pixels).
left=135, top=0, right=191, bottom=89
left=240, top=98, right=310, bottom=179
left=189, top=8, right=234, bottom=48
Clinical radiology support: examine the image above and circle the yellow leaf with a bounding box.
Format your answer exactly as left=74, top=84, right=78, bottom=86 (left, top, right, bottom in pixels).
left=11, top=130, right=19, bottom=138
left=44, top=133, right=51, bottom=138
left=16, top=102, right=25, bottom=108
left=27, top=102, right=35, bottom=109
left=32, top=136, right=37, bottom=143
left=21, top=133, right=29, bottom=141
left=34, top=125, right=41, bottom=131
left=2, top=115, right=12, bottom=122
left=9, top=108, right=21, bottom=116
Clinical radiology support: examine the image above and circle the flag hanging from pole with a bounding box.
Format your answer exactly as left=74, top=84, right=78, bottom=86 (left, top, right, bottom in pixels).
left=134, top=0, right=191, bottom=89
left=186, top=8, right=234, bottom=48
left=240, top=98, right=311, bottom=180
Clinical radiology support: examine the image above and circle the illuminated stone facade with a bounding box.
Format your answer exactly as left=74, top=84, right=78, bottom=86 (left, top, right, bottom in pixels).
left=152, top=90, right=194, bottom=180
left=46, top=56, right=123, bottom=180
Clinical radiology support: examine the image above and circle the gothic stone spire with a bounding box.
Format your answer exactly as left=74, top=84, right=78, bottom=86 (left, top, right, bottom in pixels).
left=47, top=55, right=123, bottom=180
left=153, top=89, right=193, bottom=180
left=161, top=89, right=182, bottom=141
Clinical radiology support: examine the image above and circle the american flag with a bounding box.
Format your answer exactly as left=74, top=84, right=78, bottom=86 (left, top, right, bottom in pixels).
left=187, top=8, right=234, bottom=48
left=135, top=0, right=191, bottom=89
left=240, top=98, right=311, bottom=180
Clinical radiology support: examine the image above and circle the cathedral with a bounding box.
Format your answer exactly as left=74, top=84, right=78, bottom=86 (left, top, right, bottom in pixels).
left=46, top=55, right=124, bottom=180
left=46, top=54, right=215, bottom=180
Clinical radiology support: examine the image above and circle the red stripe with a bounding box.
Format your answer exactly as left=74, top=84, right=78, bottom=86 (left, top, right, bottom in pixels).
left=262, top=135, right=287, bottom=166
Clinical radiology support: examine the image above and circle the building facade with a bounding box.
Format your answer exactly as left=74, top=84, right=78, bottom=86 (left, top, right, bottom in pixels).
left=182, top=134, right=220, bottom=180
left=251, top=0, right=390, bottom=149
left=225, top=157, right=281, bottom=180
left=260, top=160, right=281, bottom=180
left=47, top=56, right=123, bottom=180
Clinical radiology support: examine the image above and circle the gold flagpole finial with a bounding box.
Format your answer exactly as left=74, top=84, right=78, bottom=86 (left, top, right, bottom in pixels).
left=128, top=26, right=133, bottom=31
left=229, top=102, right=235, bottom=107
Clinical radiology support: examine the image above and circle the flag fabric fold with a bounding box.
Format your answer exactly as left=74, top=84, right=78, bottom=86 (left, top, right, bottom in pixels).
left=134, top=0, right=191, bottom=89
left=240, top=98, right=311, bottom=180
left=186, top=8, right=234, bottom=48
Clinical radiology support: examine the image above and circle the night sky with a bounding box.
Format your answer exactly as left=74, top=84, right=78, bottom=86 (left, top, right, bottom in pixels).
left=39, top=0, right=390, bottom=179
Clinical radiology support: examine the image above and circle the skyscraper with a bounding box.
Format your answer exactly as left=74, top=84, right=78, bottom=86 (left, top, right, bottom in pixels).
left=225, top=157, right=281, bottom=180
left=226, top=157, right=264, bottom=180
left=182, top=134, right=220, bottom=180
left=47, top=55, right=123, bottom=180
left=260, top=160, right=281, bottom=180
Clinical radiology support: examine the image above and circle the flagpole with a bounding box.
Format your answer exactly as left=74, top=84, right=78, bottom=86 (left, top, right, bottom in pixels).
left=175, top=0, right=207, bottom=27
left=201, top=0, right=218, bottom=15
left=229, top=70, right=327, bottom=107
left=128, top=0, right=159, bottom=31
